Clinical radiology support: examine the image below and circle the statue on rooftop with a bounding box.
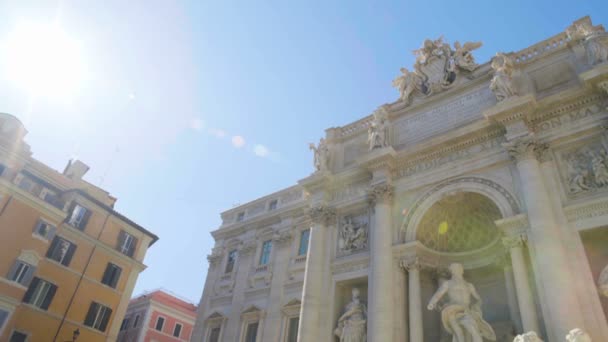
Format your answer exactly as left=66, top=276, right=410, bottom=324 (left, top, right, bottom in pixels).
left=309, top=138, right=329, bottom=172
left=490, top=53, right=518, bottom=102
left=367, top=107, right=390, bottom=150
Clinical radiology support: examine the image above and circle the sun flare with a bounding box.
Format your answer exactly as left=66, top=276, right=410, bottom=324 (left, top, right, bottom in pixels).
left=1, top=21, right=86, bottom=100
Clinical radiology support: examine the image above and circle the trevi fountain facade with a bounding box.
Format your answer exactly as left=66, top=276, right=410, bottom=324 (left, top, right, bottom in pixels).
left=192, top=16, right=608, bottom=342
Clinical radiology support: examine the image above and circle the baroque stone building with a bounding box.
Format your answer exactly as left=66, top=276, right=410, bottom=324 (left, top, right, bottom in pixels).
left=192, top=16, right=608, bottom=342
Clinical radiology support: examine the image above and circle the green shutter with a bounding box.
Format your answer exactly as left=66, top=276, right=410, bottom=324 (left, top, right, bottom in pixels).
left=99, top=307, right=112, bottom=332
left=40, top=283, right=57, bottom=310
left=23, top=277, right=40, bottom=303
left=62, top=243, right=77, bottom=266
left=84, top=302, right=98, bottom=327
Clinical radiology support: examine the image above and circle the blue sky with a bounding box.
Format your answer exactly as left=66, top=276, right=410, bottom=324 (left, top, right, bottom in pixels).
left=0, top=1, right=606, bottom=303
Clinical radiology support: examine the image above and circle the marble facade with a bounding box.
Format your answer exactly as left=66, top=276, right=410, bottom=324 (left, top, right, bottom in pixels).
left=192, top=16, right=608, bottom=342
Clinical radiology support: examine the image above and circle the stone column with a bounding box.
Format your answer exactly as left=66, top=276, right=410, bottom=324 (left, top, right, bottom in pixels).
left=263, top=231, right=293, bottom=342
left=505, top=137, right=584, bottom=340
left=367, top=184, right=394, bottom=342
left=402, top=257, right=423, bottom=342
left=502, top=234, right=540, bottom=334
left=297, top=206, right=335, bottom=342
left=191, top=250, right=224, bottom=342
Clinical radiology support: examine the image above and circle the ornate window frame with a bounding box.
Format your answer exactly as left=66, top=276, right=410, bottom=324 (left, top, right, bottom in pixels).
left=280, top=299, right=301, bottom=342
left=238, top=305, right=265, bottom=342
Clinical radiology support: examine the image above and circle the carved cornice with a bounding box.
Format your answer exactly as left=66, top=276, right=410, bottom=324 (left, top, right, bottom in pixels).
left=240, top=241, right=257, bottom=256
left=399, top=255, right=435, bottom=272
left=502, top=135, right=547, bottom=162
left=483, top=94, right=537, bottom=125
left=367, top=183, right=394, bottom=206
left=207, top=253, right=223, bottom=268
left=307, top=206, right=336, bottom=225
left=564, top=198, right=608, bottom=222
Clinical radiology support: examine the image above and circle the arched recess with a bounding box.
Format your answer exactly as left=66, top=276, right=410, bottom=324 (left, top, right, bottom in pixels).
left=402, top=176, right=520, bottom=243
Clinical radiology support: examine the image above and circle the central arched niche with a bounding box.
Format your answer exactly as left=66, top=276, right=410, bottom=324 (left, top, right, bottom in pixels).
left=416, top=192, right=502, bottom=253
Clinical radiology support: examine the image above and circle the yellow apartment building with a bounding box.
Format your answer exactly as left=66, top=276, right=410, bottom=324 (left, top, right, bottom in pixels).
left=0, top=112, right=158, bottom=342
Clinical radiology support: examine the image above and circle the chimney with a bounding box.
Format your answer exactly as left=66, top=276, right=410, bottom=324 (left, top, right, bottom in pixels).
left=63, top=159, right=90, bottom=180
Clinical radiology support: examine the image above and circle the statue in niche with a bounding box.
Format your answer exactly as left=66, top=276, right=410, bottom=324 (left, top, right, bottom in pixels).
left=566, top=19, right=608, bottom=66
left=598, top=264, right=608, bottom=298
left=338, top=216, right=368, bottom=253
left=334, top=288, right=367, bottom=342
left=427, top=263, right=496, bottom=342
left=309, top=138, right=329, bottom=172
left=513, top=331, right=543, bottom=342
left=566, top=328, right=592, bottom=342
left=490, top=53, right=518, bottom=102
left=367, top=108, right=390, bottom=150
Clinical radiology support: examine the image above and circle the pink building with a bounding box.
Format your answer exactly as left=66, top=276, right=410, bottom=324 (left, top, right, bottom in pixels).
left=117, top=290, right=197, bottom=342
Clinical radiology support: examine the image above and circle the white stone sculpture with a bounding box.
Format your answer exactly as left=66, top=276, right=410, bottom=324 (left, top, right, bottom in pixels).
left=393, top=36, right=482, bottom=103
left=513, top=331, right=544, bottom=342
left=427, top=263, right=496, bottom=342
left=566, top=19, right=608, bottom=66
left=452, top=41, right=483, bottom=72
left=309, top=138, right=329, bottom=172
left=490, top=53, right=518, bottom=102
left=598, top=264, right=608, bottom=298
left=367, top=108, right=390, bottom=150
left=566, top=328, right=592, bottom=342
left=338, top=216, right=368, bottom=253
left=334, top=288, right=367, bottom=342
left=563, top=143, right=608, bottom=194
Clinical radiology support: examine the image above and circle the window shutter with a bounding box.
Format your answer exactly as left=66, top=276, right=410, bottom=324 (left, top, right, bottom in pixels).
left=99, top=307, right=112, bottom=332
left=62, top=243, right=77, bottom=266
left=66, top=202, right=77, bottom=223
left=127, top=236, right=138, bottom=257
left=117, top=231, right=126, bottom=251
left=22, top=265, right=36, bottom=287
left=80, top=208, right=92, bottom=229
left=47, top=225, right=57, bottom=241
left=0, top=309, right=9, bottom=329
left=6, top=260, right=20, bottom=280
left=84, top=302, right=98, bottom=326
left=111, top=266, right=122, bottom=288
left=23, top=277, right=40, bottom=303
left=46, top=237, right=59, bottom=258
left=101, top=264, right=111, bottom=285
left=40, top=283, right=57, bottom=310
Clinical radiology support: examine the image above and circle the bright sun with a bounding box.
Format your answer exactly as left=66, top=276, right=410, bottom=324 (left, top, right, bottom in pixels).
left=1, top=21, right=86, bottom=100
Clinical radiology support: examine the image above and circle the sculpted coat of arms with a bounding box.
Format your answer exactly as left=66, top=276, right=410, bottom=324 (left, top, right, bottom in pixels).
left=393, top=37, right=482, bottom=105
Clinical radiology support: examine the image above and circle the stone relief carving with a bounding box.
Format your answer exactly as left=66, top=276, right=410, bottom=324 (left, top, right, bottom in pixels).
left=392, top=37, right=482, bottom=105
left=338, top=214, right=368, bottom=255
left=562, top=137, right=608, bottom=195
left=513, top=331, right=544, bottom=342
left=334, top=288, right=367, bottom=342
left=567, top=18, right=608, bottom=66
left=367, top=107, right=390, bottom=150
left=566, top=328, right=592, bottom=342
left=309, top=138, right=329, bottom=172
left=427, top=263, right=496, bottom=342
left=598, top=264, right=608, bottom=298
left=490, top=53, right=518, bottom=102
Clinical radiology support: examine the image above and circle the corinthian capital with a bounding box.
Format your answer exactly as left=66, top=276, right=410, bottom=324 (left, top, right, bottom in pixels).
left=501, top=234, right=527, bottom=249
left=502, top=136, right=547, bottom=162
left=400, top=256, right=420, bottom=271
left=308, top=206, right=336, bottom=225
left=367, top=183, right=394, bottom=206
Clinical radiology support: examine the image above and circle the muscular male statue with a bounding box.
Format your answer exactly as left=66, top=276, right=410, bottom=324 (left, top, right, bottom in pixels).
left=427, top=263, right=496, bottom=342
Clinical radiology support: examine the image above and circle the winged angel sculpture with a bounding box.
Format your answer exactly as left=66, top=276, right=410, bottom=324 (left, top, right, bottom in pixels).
left=393, top=37, right=482, bottom=105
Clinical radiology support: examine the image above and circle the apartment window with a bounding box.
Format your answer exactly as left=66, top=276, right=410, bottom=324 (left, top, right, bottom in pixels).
left=209, top=327, right=221, bottom=342
left=33, top=219, right=56, bottom=241
left=0, top=308, right=9, bottom=334
left=287, top=317, right=299, bottom=342
left=84, top=302, right=112, bottom=332
left=101, top=263, right=122, bottom=289
left=155, top=316, right=165, bottom=331
left=268, top=200, right=278, bottom=211
left=133, top=314, right=140, bottom=328
left=173, top=323, right=182, bottom=337
left=9, top=331, right=28, bottom=342
left=245, top=322, right=259, bottom=342
left=298, top=230, right=310, bottom=256
left=67, top=203, right=91, bottom=230
left=120, top=318, right=130, bottom=331
left=225, top=250, right=237, bottom=274
left=23, top=277, right=57, bottom=310
left=16, top=176, right=34, bottom=192
left=237, top=212, right=245, bottom=222
left=46, top=236, right=76, bottom=266
left=259, top=240, right=272, bottom=265
left=7, top=260, right=35, bottom=286
left=117, top=231, right=137, bottom=257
